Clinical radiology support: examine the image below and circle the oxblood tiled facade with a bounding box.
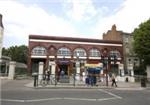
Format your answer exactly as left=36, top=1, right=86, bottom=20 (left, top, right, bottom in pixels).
left=28, top=35, right=123, bottom=76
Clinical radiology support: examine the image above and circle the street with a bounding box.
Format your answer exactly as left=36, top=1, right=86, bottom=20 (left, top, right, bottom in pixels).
left=1, top=80, right=150, bottom=105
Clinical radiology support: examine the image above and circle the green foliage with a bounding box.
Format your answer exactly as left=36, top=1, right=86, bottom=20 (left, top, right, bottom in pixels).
left=15, top=68, right=28, bottom=75
left=134, top=65, right=147, bottom=76
left=133, top=18, right=150, bottom=65
left=2, top=45, right=28, bottom=64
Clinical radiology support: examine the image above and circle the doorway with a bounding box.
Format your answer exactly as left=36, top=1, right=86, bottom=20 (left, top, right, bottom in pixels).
left=59, top=64, right=68, bottom=75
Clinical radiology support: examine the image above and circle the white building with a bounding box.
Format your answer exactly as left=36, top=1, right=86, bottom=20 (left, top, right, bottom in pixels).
left=0, top=14, right=4, bottom=59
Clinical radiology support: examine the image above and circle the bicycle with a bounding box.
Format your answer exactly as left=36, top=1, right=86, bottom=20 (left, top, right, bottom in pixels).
left=40, top=75, right=57, bottom=87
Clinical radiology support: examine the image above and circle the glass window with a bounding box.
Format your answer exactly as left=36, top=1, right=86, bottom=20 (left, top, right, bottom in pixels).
left=125, top=37, right=128, bottom=43
left=74, top=48, right=86, bottom=57
left=57, top=47, right=71, bottom=56
left=32, top=46, right=46, bottom=55
left=109, top=50, right=121, bottom=58
left=89, top=48, right=101, bottom=57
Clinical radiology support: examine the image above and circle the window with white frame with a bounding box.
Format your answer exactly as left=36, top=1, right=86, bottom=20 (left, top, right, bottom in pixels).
left=125, top=37, right=129, bottom=43
left=109, top=50, right=121, bottom=58
left=89, top=48, right=101, bottom=57
left=74, top=48, right=86, bottom=57
left=32, top=46, right=46, bottom=55
left=57, top=47, right=71, bottom=56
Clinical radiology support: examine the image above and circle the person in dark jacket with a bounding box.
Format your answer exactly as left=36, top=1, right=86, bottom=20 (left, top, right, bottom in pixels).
left=111, top=76, right=117, bottom=87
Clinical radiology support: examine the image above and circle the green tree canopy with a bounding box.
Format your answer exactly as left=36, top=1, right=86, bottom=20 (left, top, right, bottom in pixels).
left=133, top=18, right=150, bottom=65
left=2, top=45, right=28, bottom=64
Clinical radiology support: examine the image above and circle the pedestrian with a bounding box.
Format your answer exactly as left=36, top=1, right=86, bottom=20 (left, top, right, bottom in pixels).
left=111, top=76, right=117, bottom=87
left=60, top=69, right=65, bottom=78
left=47, top=70, right=50, bottom=80
left=57, top=67, right=60, bottom=81
left=46, top=70, right=50, bottom=84
left=85, top=75, right=90, bottom=86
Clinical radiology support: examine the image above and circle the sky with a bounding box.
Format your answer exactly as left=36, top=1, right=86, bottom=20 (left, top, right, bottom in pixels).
left=0, top=0, right=150, bottom=48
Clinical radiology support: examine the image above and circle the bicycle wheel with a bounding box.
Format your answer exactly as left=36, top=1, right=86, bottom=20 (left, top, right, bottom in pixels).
left=40, top=80, right=47, bottom=87
left=51, top=77, right=57, bottom=85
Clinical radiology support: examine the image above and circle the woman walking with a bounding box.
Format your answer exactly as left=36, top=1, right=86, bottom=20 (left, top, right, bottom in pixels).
left=111, top=76, right=117, bottom=87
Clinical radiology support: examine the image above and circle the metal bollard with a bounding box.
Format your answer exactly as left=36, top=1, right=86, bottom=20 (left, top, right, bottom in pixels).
left=141, top=77, right=146, bottom=87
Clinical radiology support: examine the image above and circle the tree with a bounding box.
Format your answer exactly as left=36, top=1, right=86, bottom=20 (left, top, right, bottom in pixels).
left=2, top=45, right=28, bottom=64
left=2, top=47, right=9, bottom=56
left=133, top=19, right=150, bottom=65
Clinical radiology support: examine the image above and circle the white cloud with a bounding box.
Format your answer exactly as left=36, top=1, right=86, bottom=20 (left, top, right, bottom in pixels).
left=1, top=0, right=150, bottom=47
left=64, top=0, right=105, bottom=21
left=0, top=0, right=76, bottom=47
left=93, top=0, right=150, bottom=38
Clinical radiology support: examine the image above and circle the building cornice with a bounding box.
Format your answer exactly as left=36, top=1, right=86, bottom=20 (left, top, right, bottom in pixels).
left=29, top=35, right=122, bottom=44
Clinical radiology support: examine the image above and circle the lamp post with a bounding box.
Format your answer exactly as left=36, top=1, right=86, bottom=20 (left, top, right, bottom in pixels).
left=102, top=54, right=118, bottom=86
left=105, top=57, right=109, bottom=86
left=111, top=55, right=117, bottom=76
left=101, top=56, right=109, bottom=86
left=128, top=59, right=131, bottom=76
left=73, top=69, right=76, bottom=86
left=141, top=59, right=144, bottom=75
left=133, top=59, right=138, bottom=70
left=74, top=52, right=80, bottom=86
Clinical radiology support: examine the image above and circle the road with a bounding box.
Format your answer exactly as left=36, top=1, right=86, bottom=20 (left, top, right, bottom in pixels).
left=1, top=80, right=150, bottom=105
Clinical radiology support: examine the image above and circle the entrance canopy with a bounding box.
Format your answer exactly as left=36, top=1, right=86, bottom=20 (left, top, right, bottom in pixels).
left=57, top=60, right=70, bottom=64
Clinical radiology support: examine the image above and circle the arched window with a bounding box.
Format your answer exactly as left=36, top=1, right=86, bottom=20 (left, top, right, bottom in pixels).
left=57, top=47, right=71, bottom=56
left=109, top=50, right=121, bottom=58
left=74, top=48, right=86, bottom=57
left=89, top=48, right=101, bottom=57
left=32, top=46, right=46, bottom=55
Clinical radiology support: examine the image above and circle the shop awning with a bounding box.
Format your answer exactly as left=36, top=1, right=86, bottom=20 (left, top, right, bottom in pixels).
left=87, top=67, right=102, bottom=74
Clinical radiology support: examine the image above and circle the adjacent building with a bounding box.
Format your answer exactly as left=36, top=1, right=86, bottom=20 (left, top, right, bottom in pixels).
left=103, top=24, right=139, bottom=81
left=0, top=14, right=4, bottom=59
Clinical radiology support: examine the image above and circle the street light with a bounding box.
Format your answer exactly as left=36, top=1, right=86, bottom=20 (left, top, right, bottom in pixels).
left=133, top=59, right=138, bottom=70
left=101, top=56, right=109, bottom=86
left=111, top=54, right=117, bottom=76
left=74, top=52, right=80, bottom=86
left=128, top=59, right=131, bottom=76
left=101, top=53, right=118, bottom=86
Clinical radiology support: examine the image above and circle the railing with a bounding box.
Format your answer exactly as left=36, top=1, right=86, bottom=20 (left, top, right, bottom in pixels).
left=32, top=74, right=150, bottom=87
left=35, top=74, right=110, bottom=87
left=0, top=73, right=8, bottom=77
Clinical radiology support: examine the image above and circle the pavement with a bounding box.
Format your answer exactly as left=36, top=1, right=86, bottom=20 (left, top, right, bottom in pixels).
left=24, top=79, right=149, bottom=90
left=1, top=78, right=149, bottom=90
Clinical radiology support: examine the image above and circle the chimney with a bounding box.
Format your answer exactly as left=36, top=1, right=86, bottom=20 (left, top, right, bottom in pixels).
left=0, top=14, right=4, bottom=28
left=111, top=24, right=116, bottom=31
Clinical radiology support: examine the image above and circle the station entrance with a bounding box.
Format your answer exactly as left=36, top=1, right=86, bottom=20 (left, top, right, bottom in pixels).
left=58, top=64, right=68, bottom=75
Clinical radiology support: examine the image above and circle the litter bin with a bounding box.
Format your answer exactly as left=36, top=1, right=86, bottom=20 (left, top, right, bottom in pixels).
left=125, top=77, right=128, bottom=82
left=32, top=72, right=38, bottom=87
left=141, top=78, right=146, bottom=87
